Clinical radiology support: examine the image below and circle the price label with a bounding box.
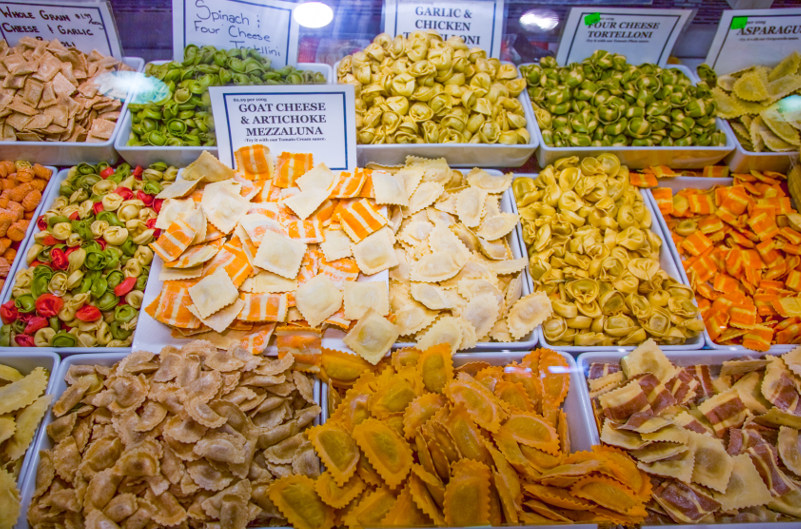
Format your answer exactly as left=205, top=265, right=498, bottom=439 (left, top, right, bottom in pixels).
left=706, top=8, right=801, bottom=75
left=0, top=0, right=122, bottom=57
left=209, top=84, right=357, bottom=171
left=173, top=0, right=299, bottom=66
left=557, top=7, right=691, bottom=66
left=383, top=0, right=504, bottom=57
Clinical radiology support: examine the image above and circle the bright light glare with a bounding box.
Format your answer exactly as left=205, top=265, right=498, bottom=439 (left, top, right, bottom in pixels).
left=520, top=9, right=559, bottom=32
left=293, top=2, right=333, bottom=29
left=93, top=71, right=169, bottom=104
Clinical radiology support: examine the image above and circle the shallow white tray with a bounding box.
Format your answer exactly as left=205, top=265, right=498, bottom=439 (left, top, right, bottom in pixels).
left=725, top=139, right=796, bottom=174
left=512, top=174, right=704, bottom=352
left=520, top=63, right=735, bottom=170
left=646, top=178, right=796, bottom=353
left=322, top=349, right=594, bottom=453
left=337, top=60, right=537, bottom=168
left=0, top=168, right=132, bottom=354
left=0, top=57, right=144, bottom=166
left=394, top=187, right=537, bottom=352
left=0, top=166, right=59, bottom=304
left=576, top=349, right=800, bottom=529
left=16, top=352, right=321, bottom=529
left=0, top=350, right=59, bottom=529
left=114, top=62, right=332, bottom=168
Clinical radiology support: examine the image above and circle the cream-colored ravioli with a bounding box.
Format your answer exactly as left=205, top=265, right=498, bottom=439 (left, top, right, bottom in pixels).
left=507, top=291, right=553, bottom=340
left=477, top=212, right=519, bottom=241
left=252, top=230, right=307, bottom=279
left=319, top=228, right=353, bottom=262
left=466, top=168, right=512, bottom=194
left=352, top=228, right=398, bottom=275
left=460, top=293, right=501, bottom=339
left=410, top=283, right=462, bottom=310
left=416, top=316, right=463, bottom=353
left=371, top=170, right=409, bottom=206
left=455, top=187, right=486, bottom=227
left=187, top=267, right=239, bottom=319
left=410, top=252, right=465, bottom=283
left=343, top=309, right=399, bottom=364
left=295, top=274, right=343, bottom=328
left=344, top=282, right=389, bottom=320
left=201, top=180, right=248, bottom=234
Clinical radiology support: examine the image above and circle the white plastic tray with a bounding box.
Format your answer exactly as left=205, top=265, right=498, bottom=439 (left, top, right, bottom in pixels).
left=114, top=62, right=333, bottom=168
left=520, top=63, right=735, bottom=170
left=0, top=350, right=59, bottom=529
left=0, top=166, right=59, bottom=304
left=0, top=169, right=132, bottom=354
left=575, top=349, right=800, bottom=529
left=339, top=61, right=537, bottom=168
left=17, top=352, right=321, bottom=529
left=725, top=139, right=796, bottom=174
left=394, top=187, right=538, bottom=352
left=0, top=57, right=144, bottom=166
left=646, top=178, right=796, bottom=353
left=512, top=174, right=704, bottom=352
left=322, top=350, right=594, bottom=453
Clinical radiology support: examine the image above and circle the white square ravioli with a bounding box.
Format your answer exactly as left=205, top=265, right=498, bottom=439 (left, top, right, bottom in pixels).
left=252, top=230, right=307, bottom=279
left=294, top=273, right=343, bottom=328
left=344, top=282, right=389, bottom=320
left=344, top=309, right=399, bottom=364
left=187, top=267, right=239, bottom=319
left=352, top=227, right=398, bottom=275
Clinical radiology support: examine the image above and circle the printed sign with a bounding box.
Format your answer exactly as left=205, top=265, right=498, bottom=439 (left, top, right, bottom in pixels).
left=705, top=7, right=801, bottom=75
left=0, top=0, right=122, bottom=57
left=556, top=7, right=691, bottom=66
left=383, top=0, right=504, bottom=57
left=173, top=0, right=299, bottom=66
left=209, top=84, right=357, bottom=171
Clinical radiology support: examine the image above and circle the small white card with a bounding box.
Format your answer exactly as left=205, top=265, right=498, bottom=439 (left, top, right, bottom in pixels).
left=209, top=84, right=357, bottom=171
left=173, top=0, right=299, bottom=66
left=705, top=8, right=801, bottom=75
left=383, top=0, right=504, bottom=57
left=556, top=7, right=691, bottom=65
left=0, top=0, right=122, bottom=57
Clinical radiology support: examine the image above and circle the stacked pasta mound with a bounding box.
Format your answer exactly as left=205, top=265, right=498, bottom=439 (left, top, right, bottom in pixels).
left=589, top=340, right=801, bottom=523
left=266, top=346, right=650, bottom=528
left=515, top=154, right=703, bottom=347
left=28, top=342, right=321, bottom=529
left=654, top=169, right=801, bottom=351
left=0, top=363, right=51, bottom=529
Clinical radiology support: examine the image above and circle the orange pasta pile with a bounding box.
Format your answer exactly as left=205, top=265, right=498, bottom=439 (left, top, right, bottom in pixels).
left=265, top=346, right=650, bottom=528
left=655, top=170, right=801, bottom=351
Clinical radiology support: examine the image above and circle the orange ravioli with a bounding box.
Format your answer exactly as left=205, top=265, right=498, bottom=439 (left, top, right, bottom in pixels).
left=408, top=470, right=445, bottom=525
left=351, top=418, right=413, bottom=489
left=306, top=421, right=360, bottom=486
left=267, top=474, right=334, bottom=529
left=320, top=349, right=373, bottom=388
left=234, top=144, right=273, bottom=180
left=238, top=292, right=289, bottom=322
left=500, top=412, right=560, bottom=455
left=151, top=217, right=197, bottom=262
left=145, top=280, right=201, bottom=329
left=417, top=343, right=453, bottom=393
left=314, top=472, right=365, bottom=509
left=204, top=238, right=253, bottom=288
left=274, top=152, right=314, bottom=188
left=338, top=198, right=387, bottom=242
left=380, top=483, right=432, bottom=527
left=443, top=459, right=491, bottom=526
left=402, top=393, right=446, bottom=439
left=329, top=171, right=366, bottom=198
left=443, top=404, right=491, bottom=463
left=444, top=373, right=507, bottom=432
left=537, top=348, right=570, bottom=411
left=342, top=487, right=397, bottom=529
left=571, top=475, right=646, bottom=517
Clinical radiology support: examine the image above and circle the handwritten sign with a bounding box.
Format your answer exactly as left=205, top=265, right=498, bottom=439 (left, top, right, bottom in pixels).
left=383, top=0, right=504, bottom=57
left=209, top=84, right=357, bottom=171
left=173, top=0, right=299, bottom=67
left=0, top=0, right=122, bottom=57
left=557, top=7, right=691, bottom=66
left=706, top=7, right=801, bottom=75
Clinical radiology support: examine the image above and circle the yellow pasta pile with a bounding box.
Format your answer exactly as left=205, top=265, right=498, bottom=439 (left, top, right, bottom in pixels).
left=589, top=340, right=801, bottom=523
left=0, top=363, right=51, bottom=529
left=28, top=342, right=321, bottom=529
left=514, top=154, right=703, bottom=346
left=265, top=345, right=650, bottom=528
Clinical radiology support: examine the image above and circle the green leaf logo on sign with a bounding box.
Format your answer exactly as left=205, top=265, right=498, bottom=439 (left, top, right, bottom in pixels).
left=730, top=16, right=748, bottom=30
left=584, top=13, right=600, bottom=26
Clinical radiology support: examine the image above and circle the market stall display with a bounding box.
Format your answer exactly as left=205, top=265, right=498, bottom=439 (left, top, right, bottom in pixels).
left=651, top=169, right=801, bottom=351
left=0, top=356, right=53, bottom=529
left=0, top=161, right=177, bottom=348
left=24, top=342, right=321, bottom=529
left=0, top=161, right=54, bottom=295
left=269, top=345, right=650, bottom=527
left=581, top=340, right=801, bottom=524
left=514, top=154, right=704, bottom=348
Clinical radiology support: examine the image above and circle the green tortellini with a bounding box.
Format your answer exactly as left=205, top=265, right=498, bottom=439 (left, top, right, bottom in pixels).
left=520, top=51, right=727, bottom=147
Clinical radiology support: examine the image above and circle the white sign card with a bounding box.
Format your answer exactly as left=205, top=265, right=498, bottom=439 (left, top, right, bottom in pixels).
left=209, top=84, right=357, bottom=171
left=173, top=0, right=299, bottom=67
left=556, top=7, right=691, bottom=66
left=383, top=0, right=504, bottom=57
left=705, top=7, right=801, bottom=75
left=0, top=0, right=122, bottom=57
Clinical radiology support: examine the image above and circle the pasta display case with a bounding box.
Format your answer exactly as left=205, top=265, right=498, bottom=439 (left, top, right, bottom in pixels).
left=0, top=1, right=800, bottom=529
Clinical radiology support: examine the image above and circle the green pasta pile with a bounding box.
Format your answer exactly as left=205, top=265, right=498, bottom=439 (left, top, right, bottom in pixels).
left=127, top=45, right=327, bottom=147
left=521, top=51, right=727, bottom=148
left=0, top=161, right=177, bottom=347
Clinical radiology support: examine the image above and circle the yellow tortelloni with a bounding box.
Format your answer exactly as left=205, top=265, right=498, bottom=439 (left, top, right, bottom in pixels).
left=51, top=222, right=72, bottom=241
left=77, top=199, right=94, bottom=219
left=50, top=196, right=69, bottom=211
left=34, top=327, right=56, bottom=347
left=66, top=269, right=84, bottom=291
left=58, top=292, right=90, bottom=322
left=125, top=290, right=144, bottom=309
left=124, top=258, right=143, bottom=278
left=11, top=268, right=33, bottom=298
left=48, top=272, right=68, bottom=297
left=514, top=154, right=703, bottom=347
left=137, top=207, right=158, bottom=223
left=117, top=201, right=144, bottom=222
left=101, top=193, right=124, bottom=212
left=67, top=248, right=86, bottom=273
left=133, top=246, right=153, bottom=267
left=92, top=179, right=117, bottom=196
left=103, top=226, right=129, bottom=246
left=121, top=315, right=138, bottom=332
left=26, top=243, right=43, bottom=265
left=90, top=220, right=110, bottom=239
left=95, top=320, right=113, bottom=346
